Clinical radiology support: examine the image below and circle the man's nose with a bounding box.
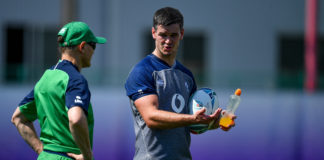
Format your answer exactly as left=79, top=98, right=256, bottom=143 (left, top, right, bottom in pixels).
left=165, top=37, right=172, bottom=44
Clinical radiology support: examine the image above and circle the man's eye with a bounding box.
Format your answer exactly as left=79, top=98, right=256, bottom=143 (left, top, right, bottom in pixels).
left=159, top=34, right=167, bottom=38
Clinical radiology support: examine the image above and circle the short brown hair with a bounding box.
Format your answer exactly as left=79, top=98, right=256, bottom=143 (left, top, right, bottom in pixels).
left=153, top=7, right=184, bottom=30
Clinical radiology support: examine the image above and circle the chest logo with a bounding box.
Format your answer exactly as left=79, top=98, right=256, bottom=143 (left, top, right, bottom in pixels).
left=171, top=93, right=185, bottom=113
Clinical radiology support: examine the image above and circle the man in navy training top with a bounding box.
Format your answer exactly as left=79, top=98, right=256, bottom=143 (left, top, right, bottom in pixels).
left=125, top=7, right=236, bottom=160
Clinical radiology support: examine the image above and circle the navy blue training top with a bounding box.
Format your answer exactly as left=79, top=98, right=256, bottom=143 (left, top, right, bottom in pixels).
left=125, top=54, right=197, bottom=160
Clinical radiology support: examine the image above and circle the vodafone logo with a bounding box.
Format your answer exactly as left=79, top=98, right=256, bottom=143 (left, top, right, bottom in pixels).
left=171, top=93, right=185, bottom=113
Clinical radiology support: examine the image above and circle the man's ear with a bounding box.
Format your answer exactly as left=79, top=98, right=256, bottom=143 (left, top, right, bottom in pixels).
left=152, top=27, right=156, bottom=40
left=180, top=28, right=184, bottom=40
left=78, top=41, right=87, bottom=52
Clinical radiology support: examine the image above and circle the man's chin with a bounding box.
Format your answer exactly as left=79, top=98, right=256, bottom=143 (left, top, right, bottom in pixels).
left=161, top=52, right=173, bottom=56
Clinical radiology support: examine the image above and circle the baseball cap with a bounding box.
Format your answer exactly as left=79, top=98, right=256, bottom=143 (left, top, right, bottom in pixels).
left=58, top=21, right=106, bottom=47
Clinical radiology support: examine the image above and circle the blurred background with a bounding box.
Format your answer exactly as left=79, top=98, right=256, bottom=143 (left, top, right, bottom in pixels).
left=0, top=0, right=323, bottom=159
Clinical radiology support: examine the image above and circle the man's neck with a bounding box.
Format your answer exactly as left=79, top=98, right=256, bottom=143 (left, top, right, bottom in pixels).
left=152, top=50, right=176, bottom=67
left=61, top=53, right=82, bottom=71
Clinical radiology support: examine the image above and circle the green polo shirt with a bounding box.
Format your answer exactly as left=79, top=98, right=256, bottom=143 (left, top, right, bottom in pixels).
left=19, top=60, right=94, bottom=154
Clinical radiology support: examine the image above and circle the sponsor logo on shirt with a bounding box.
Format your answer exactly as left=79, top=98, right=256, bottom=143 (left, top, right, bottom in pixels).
left=74, top=96, right=83, bottom=104
left=171, top=93, right=185, bottom=113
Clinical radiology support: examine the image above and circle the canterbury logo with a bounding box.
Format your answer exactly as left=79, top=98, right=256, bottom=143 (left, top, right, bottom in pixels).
left=74, top=96, right=83, bottom=104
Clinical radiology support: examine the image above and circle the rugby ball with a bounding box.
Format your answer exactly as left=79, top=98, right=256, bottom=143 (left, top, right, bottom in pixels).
left=189, top=88, right=219, bottom=134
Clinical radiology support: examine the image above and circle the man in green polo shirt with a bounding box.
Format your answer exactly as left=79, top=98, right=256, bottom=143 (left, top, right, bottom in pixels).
left=11, top=21, right=106, bottom=160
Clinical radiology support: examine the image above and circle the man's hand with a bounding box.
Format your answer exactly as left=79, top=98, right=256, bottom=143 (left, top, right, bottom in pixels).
left=67, top=153, right=88, bottom=160
left=35, top=143, right=43, bottom=155
left=219, top=110, right=237, bottom=131
left=193, top=107, right=222, bottom=125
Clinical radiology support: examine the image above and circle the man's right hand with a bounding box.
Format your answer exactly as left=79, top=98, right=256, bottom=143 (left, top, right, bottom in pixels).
left=67, top=153, right=83, bottom=160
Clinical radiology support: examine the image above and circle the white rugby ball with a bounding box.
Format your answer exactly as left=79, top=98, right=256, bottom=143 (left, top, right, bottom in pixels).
left=189, top=88, right=219, bottom=134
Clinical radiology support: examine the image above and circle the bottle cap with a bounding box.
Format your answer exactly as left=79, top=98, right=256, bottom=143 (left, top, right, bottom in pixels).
left=235, top=88, right=241, bottom=96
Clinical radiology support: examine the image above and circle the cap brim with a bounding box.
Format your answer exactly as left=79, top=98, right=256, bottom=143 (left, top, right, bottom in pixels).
left=95, top=37, right=107, bottom=44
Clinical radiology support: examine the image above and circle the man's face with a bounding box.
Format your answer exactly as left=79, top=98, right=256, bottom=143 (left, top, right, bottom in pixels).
left=81, top=42, right=95, bottom=68
left=152, top=24, right=184, bottom=58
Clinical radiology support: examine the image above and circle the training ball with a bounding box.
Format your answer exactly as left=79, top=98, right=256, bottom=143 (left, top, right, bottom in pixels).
left=189, top=88, right=219, bottom=134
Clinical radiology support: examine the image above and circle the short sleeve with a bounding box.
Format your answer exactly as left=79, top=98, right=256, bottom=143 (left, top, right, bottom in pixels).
left=19, top=89, right=37, bottom=121
left=125, top=66, right=156, bottom=101
left=65, top=76, right=91, bottom=114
